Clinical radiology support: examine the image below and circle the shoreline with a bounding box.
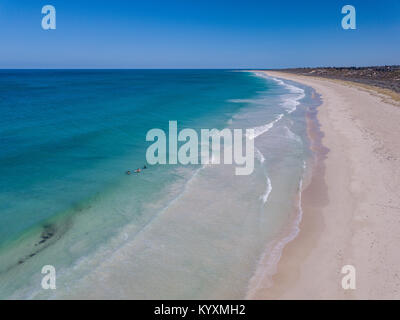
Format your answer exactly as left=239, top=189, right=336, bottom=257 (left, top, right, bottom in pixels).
left=252, top=71, right=400, bottom=299
left=245, top=72, right=324, bottom=299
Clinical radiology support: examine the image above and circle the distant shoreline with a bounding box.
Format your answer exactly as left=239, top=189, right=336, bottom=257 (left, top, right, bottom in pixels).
left=269, top=66, right=400, bottom=95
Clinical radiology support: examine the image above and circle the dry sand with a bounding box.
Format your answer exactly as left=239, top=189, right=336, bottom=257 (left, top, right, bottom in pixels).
left=252, top=71, right=400, bottom=299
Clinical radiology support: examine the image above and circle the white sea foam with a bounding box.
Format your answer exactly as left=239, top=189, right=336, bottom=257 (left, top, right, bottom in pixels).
left=251, top=72, right=270, bottom=79
left=261, top=176, right=272, bottom=204
left=245, top=161, right=306, bottom=299
left=271, top=77, right=305, bottom=114
left=247, top=114, right=284, bottom=140
left=282, top=92, right=305, bottom=114
left=255, top=148, right=265, bottom=163
left=255, top=148, right=272, bottom=204
left=253, top=72, right=305, bottom=114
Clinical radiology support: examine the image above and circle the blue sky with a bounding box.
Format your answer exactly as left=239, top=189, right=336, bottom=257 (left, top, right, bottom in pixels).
left=0, top=0, right=399, bottom=68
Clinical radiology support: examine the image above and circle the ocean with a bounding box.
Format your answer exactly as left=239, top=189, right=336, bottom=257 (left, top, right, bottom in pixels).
left=0, top=70, right=318, bottom=299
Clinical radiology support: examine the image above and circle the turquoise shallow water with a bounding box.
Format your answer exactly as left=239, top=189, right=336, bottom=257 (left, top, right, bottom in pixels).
left=0, top=70, right=318, bottom=299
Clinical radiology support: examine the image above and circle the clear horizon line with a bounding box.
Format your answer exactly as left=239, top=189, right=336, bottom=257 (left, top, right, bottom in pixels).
left=0, top=64, right=398, bottom=71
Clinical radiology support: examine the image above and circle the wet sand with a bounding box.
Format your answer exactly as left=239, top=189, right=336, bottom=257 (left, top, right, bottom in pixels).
left=252, top=71, right=400, bottom=299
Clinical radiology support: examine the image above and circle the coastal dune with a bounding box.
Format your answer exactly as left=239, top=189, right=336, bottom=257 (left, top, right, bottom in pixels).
left=253, top=71, right=400, bottom=299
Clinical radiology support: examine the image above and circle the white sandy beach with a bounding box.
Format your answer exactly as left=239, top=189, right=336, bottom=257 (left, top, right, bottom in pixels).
left=252, top=71, right=400, bottom=299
